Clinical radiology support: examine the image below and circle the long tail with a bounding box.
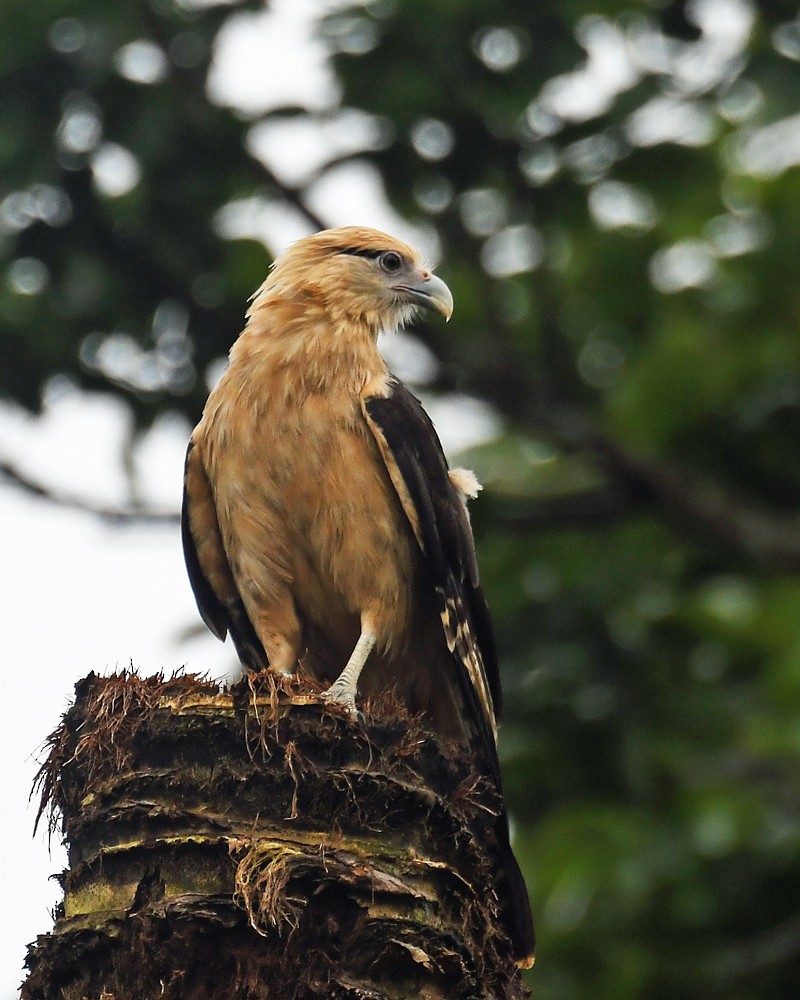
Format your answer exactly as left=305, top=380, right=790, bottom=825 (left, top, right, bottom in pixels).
left=495, top=807, right=536, bottom=969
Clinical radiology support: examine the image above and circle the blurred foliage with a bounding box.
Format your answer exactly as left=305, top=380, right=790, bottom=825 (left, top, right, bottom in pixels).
left=0, top=0, right=273, bottom=422
left=3, top=0, right=800, bottom=996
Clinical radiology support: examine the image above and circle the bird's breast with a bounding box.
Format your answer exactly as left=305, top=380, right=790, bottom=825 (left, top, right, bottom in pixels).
left=202, top=377, right=418, bottom=653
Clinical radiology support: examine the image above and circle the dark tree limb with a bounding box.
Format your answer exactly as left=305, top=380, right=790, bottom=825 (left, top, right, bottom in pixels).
left=493, top=484, right=639, bottom=531
left=589, top=436, right=800, bottom=570
left=492, top=435, right=800, bottom=570
left=23, top=671, right=529, bottom=1000
left=428, top=340, right=800, bottom=570
left=0, top=460, right=179, bottom=525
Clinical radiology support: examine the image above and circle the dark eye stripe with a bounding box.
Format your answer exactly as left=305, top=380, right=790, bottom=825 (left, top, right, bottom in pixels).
left=337, top=247, right=384, bottom=260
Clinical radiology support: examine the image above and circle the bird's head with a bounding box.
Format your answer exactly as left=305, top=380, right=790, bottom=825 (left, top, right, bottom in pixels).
left=255, top=226, right=453, bottom=333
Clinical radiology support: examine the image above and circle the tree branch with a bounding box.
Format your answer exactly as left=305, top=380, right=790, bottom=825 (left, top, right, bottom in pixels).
left=432, top=344, right=800, bottom=571
left=494, top=484, right=638, bottom=530
left=592, top=437, right=800, bottom=571
left=0, top=460, right=179, bottom=525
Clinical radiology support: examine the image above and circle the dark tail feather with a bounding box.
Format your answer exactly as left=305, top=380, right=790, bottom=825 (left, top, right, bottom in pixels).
left=496, top=809, right=536, bottom=969
left=227, top=600, right=269, bottom=672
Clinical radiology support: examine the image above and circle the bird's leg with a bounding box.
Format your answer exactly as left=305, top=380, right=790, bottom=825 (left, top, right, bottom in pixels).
left=322, top=630, right=376, bottom=716
left=254, top=594, right=302, bottom=676
left=264, top=635, right=299, bottom=676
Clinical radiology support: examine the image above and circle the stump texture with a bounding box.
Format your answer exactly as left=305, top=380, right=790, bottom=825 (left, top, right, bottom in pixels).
left=22, top=671, right=529, bottom=1000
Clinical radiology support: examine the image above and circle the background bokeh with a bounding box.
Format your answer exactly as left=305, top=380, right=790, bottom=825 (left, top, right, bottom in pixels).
left=2, top=0, right=800, bottom=996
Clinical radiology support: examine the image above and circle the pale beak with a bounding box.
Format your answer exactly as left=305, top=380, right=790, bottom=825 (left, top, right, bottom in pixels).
left=394, top=271, right=454, bottom=321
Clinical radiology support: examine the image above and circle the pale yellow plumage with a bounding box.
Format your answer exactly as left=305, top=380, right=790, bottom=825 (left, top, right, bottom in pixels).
left=186, top=227, right=468, bottom=736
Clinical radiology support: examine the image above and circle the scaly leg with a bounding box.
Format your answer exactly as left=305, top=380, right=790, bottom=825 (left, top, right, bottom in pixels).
left=322, top=630, right=376, bottom=716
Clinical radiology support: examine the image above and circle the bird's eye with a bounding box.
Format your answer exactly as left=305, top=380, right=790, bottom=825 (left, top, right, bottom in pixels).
left=379, top=251, right=403, bottom=274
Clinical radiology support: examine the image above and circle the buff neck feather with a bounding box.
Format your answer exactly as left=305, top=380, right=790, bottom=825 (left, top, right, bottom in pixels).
left=228, top=292, right=387, bottom=400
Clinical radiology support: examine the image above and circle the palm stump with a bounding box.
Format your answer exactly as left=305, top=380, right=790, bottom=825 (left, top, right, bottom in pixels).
left=22, top=671, right=529, bottom=1000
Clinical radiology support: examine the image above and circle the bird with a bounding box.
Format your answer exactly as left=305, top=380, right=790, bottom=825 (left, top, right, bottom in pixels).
left=181, top=225, right=535, bottom=968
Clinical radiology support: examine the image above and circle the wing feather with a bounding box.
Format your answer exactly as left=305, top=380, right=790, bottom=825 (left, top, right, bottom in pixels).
left=181, top=440, right=268, bottom=670
left=360, top=377, right=502, bottom=752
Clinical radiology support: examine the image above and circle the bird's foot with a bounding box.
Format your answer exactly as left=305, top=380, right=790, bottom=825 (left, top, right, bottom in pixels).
left=320, top=630, right=376, bottom=722
left=320, top=681, right=367, bottom=726
left=321, top=681, right=360, bottom=720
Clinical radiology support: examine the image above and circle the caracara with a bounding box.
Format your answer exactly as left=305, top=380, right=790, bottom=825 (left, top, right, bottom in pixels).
left=181, top=225, right=535, bottom=967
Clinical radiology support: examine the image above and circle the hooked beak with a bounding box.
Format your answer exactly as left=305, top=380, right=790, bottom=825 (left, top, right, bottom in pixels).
left=394, top=271, right=454, bottom=321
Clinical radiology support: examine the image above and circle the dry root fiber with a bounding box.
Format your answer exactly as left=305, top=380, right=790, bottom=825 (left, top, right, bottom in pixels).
left=22, top=669, right=529, bottom=1000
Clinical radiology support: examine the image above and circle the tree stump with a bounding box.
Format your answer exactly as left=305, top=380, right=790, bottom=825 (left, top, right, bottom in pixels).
left=21, top=671, right=529, bottom=1000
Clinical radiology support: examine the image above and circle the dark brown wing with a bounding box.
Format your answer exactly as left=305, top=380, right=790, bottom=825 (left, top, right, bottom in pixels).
left=361, top=377, right=501, bottom=744
left=181, top=440, right=268, bottom=671
left=361, top=376, right=535, bottom=967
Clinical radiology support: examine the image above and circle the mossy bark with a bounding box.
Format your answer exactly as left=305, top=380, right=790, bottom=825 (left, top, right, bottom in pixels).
left=22, top=671, right=529, bottom=1000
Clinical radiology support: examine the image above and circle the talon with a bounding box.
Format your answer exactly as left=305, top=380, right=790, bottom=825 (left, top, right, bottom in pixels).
left=321, top=683, right=359, bottom=719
